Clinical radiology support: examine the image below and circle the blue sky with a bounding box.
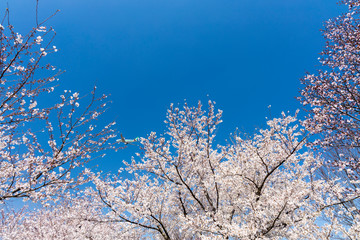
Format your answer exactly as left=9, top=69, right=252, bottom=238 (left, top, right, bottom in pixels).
left=2, top=0, right=345, bottom=172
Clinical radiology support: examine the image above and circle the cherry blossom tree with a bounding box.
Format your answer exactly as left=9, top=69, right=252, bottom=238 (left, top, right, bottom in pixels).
left=80, top=101, right=356, bottom=239
left=299, top=0, right=360, bottom=230
left=0, top=194, right=132, bottom=240
left=0, top=9, right=119, bottom=205
left=299, top=0, right=360, bottom=174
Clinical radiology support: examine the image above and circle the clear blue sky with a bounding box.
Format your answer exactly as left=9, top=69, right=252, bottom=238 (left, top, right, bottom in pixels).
left=2, top=0, right=345, bottom=172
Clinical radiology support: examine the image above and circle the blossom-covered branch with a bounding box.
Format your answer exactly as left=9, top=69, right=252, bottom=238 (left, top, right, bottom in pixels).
left=0, top=10, right=120, bottom=204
